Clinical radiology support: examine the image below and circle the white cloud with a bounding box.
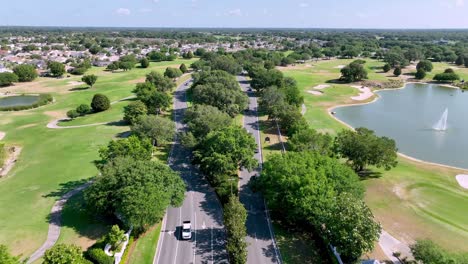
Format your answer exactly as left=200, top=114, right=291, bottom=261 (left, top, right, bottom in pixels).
left=299, top=3, right=309, bottom=7
left=153, top=0, right=159, bottom=3
left=116, top=8, right=131, bottom=16
left=456, top=0, right=465, bottom=6
left=227, top=8, right=242, bottom=16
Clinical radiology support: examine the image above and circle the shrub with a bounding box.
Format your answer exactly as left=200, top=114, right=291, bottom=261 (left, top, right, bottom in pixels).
left=416, top=60, right=433, bottom=72
left=415, top=68, right=426, bottom=80
left=71, top=67, right=87, bottom=75
left=382, top=64, right=391, bottom=73
left=0, top=72, right=18, bottom=86
left=393, top=67, right=402, bottom=76
left=91, top=94, right=110, bottom=112
left=86, top=248, right=114, bottom=264
left=433, top=72, right=460, bottom=82
left=13, top=64, right=37, bottom=82
left=76, top=104, right=91, bottom=115
left=81, top=74, right=98, bottom=87
left=67, top=109, right=80, bottom=119
left=140, top=58, right=150, bottom=68
left=179, top=63, right=188, bottom=73
left=0, top=94, right=53, bottom=111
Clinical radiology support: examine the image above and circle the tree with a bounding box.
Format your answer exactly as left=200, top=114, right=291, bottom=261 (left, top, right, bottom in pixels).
left=250, top=68, right=284, bottom=92
left=184, top=104, right=232, bottom=139
left=145, top=71, right=175, bottom=92
left=81, top=74, right=98, bottom=87
left=193, top=125, right=258, bottom=180
left=416, top=60, right=434, bottom=72
left=192, top=82, right=248, bottom=117
left=123, top=101, right=147, bottom=125
left=67, top=110, right=80, bottom=119
left=0, top=245, right=22, bottom=264
left=259, top=151, right=364, bottom=225
left=289, top=128, right=333, bottom=156
left=131, top=115, right=175, bottom=146
left=84, top=157, right=185, bottom=234
left=43, top=244, right=90, bottom=264
left=415, top=68, right=426, bottom=80
left=98, top=135, right=153, bottom=164
left=455, top=55, right=465, bottom=66
left=340, top=60, right=368, bottom=83
left=393, top=67, right=402, bottom=76
left=0, top=72, right=18, bottom=86
left=164, top=67, right=183, bottom=79
left=322, top=193, right=381, bottom=262
left=140, top=90, right=171, bottom=114
left=91, top=94, right=110, bottom=112
left=47, top=61, right=66, bottom=77
left=410, top=240, right=456, bottom=264
left=140, top=57, right=150, bottom=68
left=433, top=69, right=460, bottom=82
left=334, top=127, right=398, bottom=172
left=76, top=104, right=91, bottom=116
left=382, top=63, right=391, bottom=73
left=259, top=86, right=287, bottom=119
left=106, top=62, right=120, bottom=72
left=13, top=64, right=37, bottom=82
left=224, top=195, right=248, bottom=264
left=106, top=225, right=125, bottom=251
left=179, top=63, right=188, bottom=73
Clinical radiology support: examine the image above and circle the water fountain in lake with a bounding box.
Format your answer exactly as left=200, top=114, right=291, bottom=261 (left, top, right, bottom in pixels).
left=433, top=108, right=448, bottom=131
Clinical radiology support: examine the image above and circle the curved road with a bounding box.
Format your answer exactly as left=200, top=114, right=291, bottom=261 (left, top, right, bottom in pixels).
left=154, top=79, right=228, bottom=264
left=238, top=76, right=282, bottom=264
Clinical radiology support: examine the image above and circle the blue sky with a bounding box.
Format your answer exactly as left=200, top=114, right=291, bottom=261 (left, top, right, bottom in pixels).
left=1, top=0, right=468, bottom=28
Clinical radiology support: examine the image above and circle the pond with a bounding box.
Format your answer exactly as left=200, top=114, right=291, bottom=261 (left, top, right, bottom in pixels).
left=334, top=83, right=468, bottom=169
left=0, top=95, right=40, bottom=107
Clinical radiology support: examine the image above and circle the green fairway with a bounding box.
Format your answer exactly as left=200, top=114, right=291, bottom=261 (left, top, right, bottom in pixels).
left=277, top=58, right=468, bottom=252
left=0, top=59, right=196, bottom=257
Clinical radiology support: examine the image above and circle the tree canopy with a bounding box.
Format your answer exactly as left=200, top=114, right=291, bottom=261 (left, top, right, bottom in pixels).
left=0, top=72, right=18, bottom=86
left=131, top=115, right=175, bottom=146
left=47, top=61, right=66, bottom=77
left=98, top=135, right=153, bottom=165
left=13, top=64, right=37, bottom=82
left=184, top=104, right=232, bottom=139
left=224, top=195, right=248, bottom=264
left=81, top=74, right=98, bottom=87
left=43, top=244, right=90, bottom=264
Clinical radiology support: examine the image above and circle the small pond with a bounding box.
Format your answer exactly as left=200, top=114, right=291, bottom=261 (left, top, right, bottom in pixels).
left=334, top=83, right=468, bottom=169
left=0, top=95, right=40, bottom=107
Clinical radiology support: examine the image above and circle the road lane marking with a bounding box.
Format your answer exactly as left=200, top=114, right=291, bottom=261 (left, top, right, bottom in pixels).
left=173, top=207, right=182, bottom=264
left=154, top=212, right=167, bottom=264
left=211, top=226, right=214, bottom=264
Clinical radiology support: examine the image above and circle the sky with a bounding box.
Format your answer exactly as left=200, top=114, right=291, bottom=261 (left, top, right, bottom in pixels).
left=1, top=0, right=468, bottom=29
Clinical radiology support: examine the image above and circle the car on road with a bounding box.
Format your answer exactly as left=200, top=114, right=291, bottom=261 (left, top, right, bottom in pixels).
left=254, top=148, right=259, bottom=153
left=248, top=88, right=253, bottom=92
left=181, top=221, right=192, bottom=240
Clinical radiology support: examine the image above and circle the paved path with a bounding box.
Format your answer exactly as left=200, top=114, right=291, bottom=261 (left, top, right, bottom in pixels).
left=238, top=76, right=282, bottom=264
left=0, top=131, right=5, bottom=140
left=154, top=79, right=228, bottom=264
left=378, top=231, right=413, bottom=264
left=28, top=182, right=91, bottom=263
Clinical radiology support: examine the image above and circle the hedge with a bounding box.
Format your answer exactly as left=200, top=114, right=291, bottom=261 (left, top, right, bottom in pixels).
left=0, top=94, right=53, bottom=111
left=86, top=248, right=114, bottom=264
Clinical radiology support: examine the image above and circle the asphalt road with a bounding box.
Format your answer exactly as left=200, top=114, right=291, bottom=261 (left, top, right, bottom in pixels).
left=154, top=79, right=228, bottom=264
left=238, top=76, right=282, bottom=264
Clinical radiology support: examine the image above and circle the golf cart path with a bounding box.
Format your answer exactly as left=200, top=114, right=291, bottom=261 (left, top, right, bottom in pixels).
left=28, top=182, right=91, bottom=263
left=46, top=96, right=135, bottom=129
left=378, top=230, right=412, bottom=264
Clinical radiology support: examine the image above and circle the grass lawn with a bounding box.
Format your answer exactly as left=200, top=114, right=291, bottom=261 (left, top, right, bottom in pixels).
left=0, top=59, right=197, bottom=258
left=277, top=58, right=468, bottom=253
left=127, top=223, right=162, bottom=264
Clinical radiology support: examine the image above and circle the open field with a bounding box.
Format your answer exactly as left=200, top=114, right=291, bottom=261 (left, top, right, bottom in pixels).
left=279, top=58, right=468, bottom=253
left=0, top=58, right=197, bottom=257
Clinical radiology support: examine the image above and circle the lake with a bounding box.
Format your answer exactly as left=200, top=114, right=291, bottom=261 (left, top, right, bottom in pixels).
left=334, top=83, right=468, bottom=169
left=0, top=95, right=40, bottom=107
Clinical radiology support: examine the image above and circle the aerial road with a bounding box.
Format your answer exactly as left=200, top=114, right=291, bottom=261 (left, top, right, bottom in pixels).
left=238, top=76, right=282, bottom=264
left=154, top=79, right=228, bottom=264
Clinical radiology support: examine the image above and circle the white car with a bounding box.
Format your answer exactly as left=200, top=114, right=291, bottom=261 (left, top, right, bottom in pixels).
left=181, top=221, right=192, bottom=240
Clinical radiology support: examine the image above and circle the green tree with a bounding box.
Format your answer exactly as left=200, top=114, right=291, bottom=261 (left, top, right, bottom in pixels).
left=13, top=64, right=37, bottom=82
left=131, top=115, right=175, bottom=146
left=98, top=135, right=153, bottom=164
left=84, top=157, right=185, bottom=234
left=123, top=101, right=148, bottom=125
left=43, top=244, right=90, bottom=264
left=67, top=109, right=80, bottom=119
left=145, top=71, right=175, bottom=92
left=192, top=82, right=248, bottom=117
left=433, top=69, right=460, bottom=82
left=179, top=63, right=188, bottom=73
left=340, top=60, right=368, bottom=83
left=140, top=90, right=171, bottom=114
left=382, top=63, right=391, bottom=73
left=455, top=55, right=465, bottom=66
left=334, top=127, right=398, bottom=172
left=106, top=62, right=120, bottom=72
left=224, top=195, right=248, bottom=264
left=164, top=67, right=183, bottom=79
left=0, top=245, right=23, bottom=264
left=393, top=67, right=402, bottom=76
left=289, top=128, right=333, bottom=156
left=415, top=68, right=426, bottom=80
left=259, top=86, right=287, bottom=119
left=410, top=240, right=459, bottom=264
left=250, top=68, right=284, bottom=92
left=0, top=72, right=18, bottom=86
left=323, top=193, right=381, bottom=262
left=416, top=60, right=434, bottom=72
left=76, top=104, right=91, bottom=116
left=81, top=74, right=98, bottom=88
left=106, top=225, right=125, bottom=251
left=184, top=104, right=232, bottom=139
left=47, top=61, right=66, bottom=77
left=140, top=57, right=150, bottom=68
left=90, top=94, right=110, bottom=112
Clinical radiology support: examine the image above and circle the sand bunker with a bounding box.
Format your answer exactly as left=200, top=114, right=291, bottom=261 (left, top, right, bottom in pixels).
left=0, top=132, right=5, bottom=140
left=314, top=84, right=330, bottom=90
left=455, top=174, right=468, bottom=189
left=334, top=65, right=345, bottom=69
left=351, top=85, right=374, bottom=101
left=307, top=90, right=323, bottom=96
left=67, top=81, right=84, bottom=86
